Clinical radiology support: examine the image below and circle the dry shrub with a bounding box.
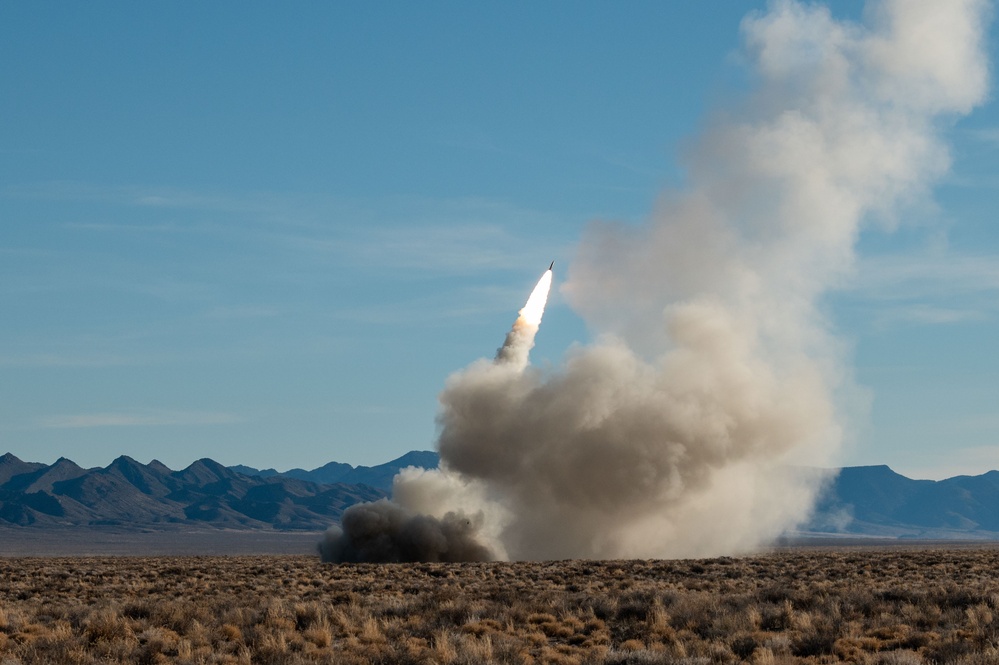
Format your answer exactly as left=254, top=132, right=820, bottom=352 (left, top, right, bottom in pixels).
left=730, top=633, right=758, bottom=660
left=870, top=649, right=925, bottom=664
left=301, top=620, right=332, bottom=648
left=453, top=632, right=494, bottom=662
left=761, top=600, right=795, bottom=632
left=432, top=628, right=458, bottom=664
left=462, top=618, right=503, bottom=636
left=0, top=606, right=23, bottom=635
left=83, top=608, right=134, bottom=646
left=219, top=622, right=244, bottom=642
left=2, top=548, right=999, bottom=663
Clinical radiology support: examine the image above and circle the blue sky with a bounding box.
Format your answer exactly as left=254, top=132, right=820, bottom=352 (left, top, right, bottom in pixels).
left=2, top=2, right=998, bottom=479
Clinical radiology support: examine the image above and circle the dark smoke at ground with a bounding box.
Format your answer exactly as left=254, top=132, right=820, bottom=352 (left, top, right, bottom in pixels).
left=318, top=499, right=493, bottom=563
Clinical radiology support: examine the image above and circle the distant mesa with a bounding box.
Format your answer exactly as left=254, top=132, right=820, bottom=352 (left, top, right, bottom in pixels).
left=803, top=464, right=999, bottom=539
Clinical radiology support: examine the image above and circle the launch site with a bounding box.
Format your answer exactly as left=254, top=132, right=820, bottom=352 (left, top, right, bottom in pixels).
left=3, top=1, right=999, bottom=663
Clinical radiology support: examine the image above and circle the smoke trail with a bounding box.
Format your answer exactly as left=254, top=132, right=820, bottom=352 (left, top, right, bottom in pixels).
left=325, top=0, right=990, bottom=562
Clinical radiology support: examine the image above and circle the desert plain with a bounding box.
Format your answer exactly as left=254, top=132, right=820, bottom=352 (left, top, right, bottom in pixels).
left=2, top=543, right=999, bottom=664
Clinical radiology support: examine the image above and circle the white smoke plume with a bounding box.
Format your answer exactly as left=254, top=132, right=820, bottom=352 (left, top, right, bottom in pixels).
left=323, top=0, right=990, bottom=562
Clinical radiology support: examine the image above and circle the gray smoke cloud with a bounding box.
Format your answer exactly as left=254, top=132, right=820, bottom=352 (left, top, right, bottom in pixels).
left=325, top=0, right=990, bottom=562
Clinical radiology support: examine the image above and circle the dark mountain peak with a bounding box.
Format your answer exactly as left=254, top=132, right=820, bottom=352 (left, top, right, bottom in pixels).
left=939, top=470, right=999, bottom=494
left=274, top=462, right=353, bottom=484
left=229, top=464, right=280, bottom=478
left=102, top=456, right=172, bottom=495
left=229, top=450, right=444, bottom=490
left=943, top=469, right=999, bottom=480
left=4, top=457, right=88, bottom=494
left=174, top=458, right=240, bottom=487
left=316, top=460, right=354, bottom=471
left=193, top=458, right=230, bottom=474
left=0, top=453, right=46, bottom=488
left=147, top=459, right=172, bottom=474
left=107, top=455, right=168, bottom=478
left=184, top=458, right=225, bottom=473
left=389, top=450, right=439, bottom=469
left=108, top=455, right=143, bottom=470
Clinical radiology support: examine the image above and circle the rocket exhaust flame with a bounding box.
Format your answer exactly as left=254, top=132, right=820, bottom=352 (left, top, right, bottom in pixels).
left=495, top=266, right=553, bottom=369
left=519, top=266, right=553, bottom=328
left=321, top=1, right=988, bottom=563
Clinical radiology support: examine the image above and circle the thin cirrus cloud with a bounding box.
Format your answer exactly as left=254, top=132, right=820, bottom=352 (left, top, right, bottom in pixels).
left=843, top=251, right=999, bottom=324
left=963, top=127, right=999, bottom=149
left=872, top=303, right=987, bottom=327
left=39, top=410, right=241, bottom=429
left=9, top=181, right=566, bottom=278
left=0, top=352, right=135, bottom=368
left=4, top=181, right=292, bottom=216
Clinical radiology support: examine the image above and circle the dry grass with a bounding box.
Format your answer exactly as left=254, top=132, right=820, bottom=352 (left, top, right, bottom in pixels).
left=1, top=547, right=999, bottom=663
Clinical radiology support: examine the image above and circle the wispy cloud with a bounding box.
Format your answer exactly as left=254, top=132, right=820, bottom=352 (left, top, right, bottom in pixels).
left=338, top=224, right=523, bottom=273
left=851, top=253, right=999, bottom=295
left=39, top=410, right=241, bottom=429
left=203, top=305, right=281, bottom=320
left=9, top=180, right=571, bottom=278
left=963, top=127, right=999, bottom=149
left=63, top=221, right=194, bottom=234
left=840, top=250, right=999, bottom=328
left=872, top=304, right=987, bottom=328
left=3, top=181, right=291, bottom=216
left=254, top=196, right=574, bottom=277
left=327, top=284, right=527, bottom=326
left=0, top=353, right=136, bottom=368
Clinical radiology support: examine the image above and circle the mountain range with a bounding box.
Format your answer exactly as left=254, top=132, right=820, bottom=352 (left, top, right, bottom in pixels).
left=229, top=450, right=439, bottom=489
left=805, top=465, right=999, bottom=539
left=0, top=452, right=411, bottom=530
left=4, top=451, right=999, bottom=539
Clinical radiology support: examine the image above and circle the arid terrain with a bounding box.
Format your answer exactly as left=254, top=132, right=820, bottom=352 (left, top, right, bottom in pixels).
left=0, top=527, right=325, bottom=557
left=2, top=546, right=999, bottom=664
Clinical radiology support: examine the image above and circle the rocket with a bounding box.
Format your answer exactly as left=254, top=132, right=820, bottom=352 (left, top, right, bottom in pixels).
left=549, top=261, right=554, bottom=271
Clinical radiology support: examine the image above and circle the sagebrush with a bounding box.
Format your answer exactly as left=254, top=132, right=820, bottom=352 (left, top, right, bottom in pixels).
left=1, top=546, right=999, bottom=663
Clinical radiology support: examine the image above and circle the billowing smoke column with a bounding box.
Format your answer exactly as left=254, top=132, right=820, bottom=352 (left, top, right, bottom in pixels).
left=323, top=0, right=989, bottom=562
